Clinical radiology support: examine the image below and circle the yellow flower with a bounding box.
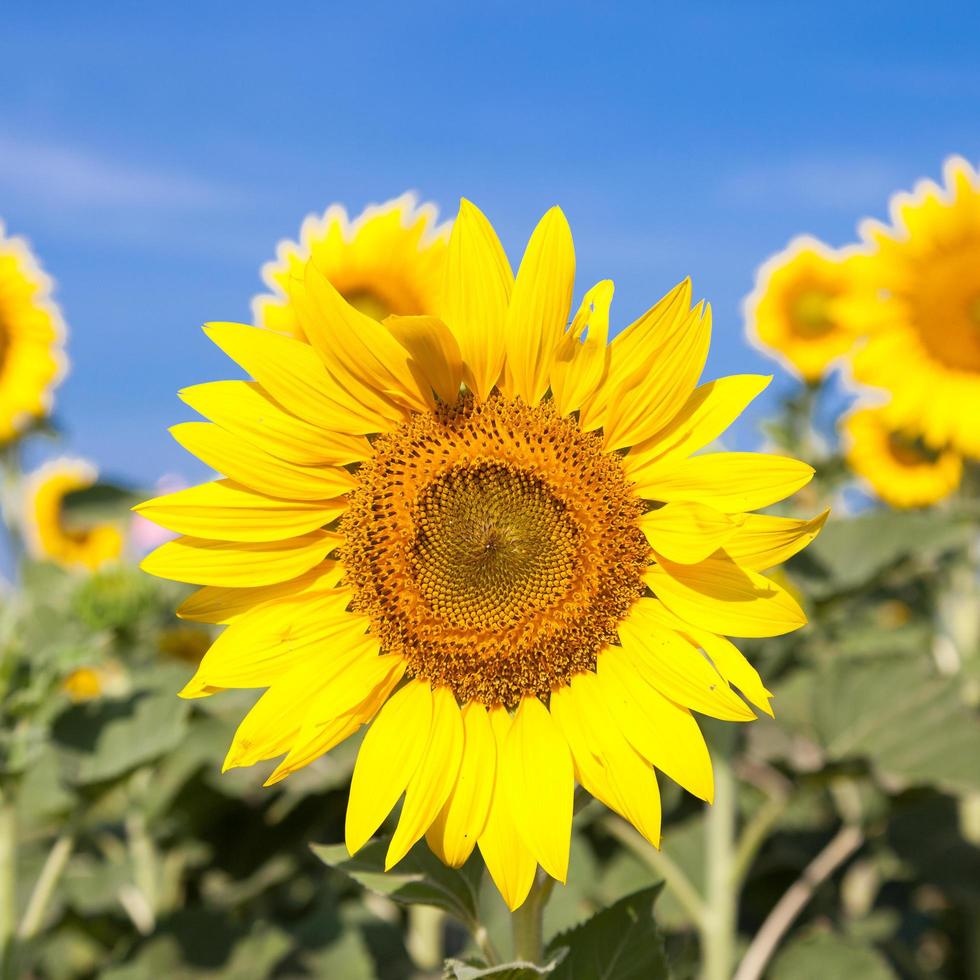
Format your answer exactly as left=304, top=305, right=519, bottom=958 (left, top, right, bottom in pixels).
left=745, top=236, right=859, bottom=382
left=61, top=662, right=125, bottom=701
left=843, top=407, right=962, bottom=509
left=138, top=201, right=824, bottom=910
left=22, top=458, right=124, bottom=571
left=62, top=666, right=103, bottom=702
left=0, top=222, right=67, bottom=441
left=252, top=193, right=449, bottom=339
left=848, top=156, right=980, bottom=457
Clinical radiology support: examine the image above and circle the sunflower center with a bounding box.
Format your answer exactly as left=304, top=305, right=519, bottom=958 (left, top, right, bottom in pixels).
left=968, top=293, right=980, bottom=328
left=341, top=394, right=649, bottom=707
left=903, top=243, right=980, bottom=370
left=790, top=288, right=835, bottom=338
left=341, top=288, right=392, bottom=322
left=887, top=430, right=941, bottom=467
left=410, top=463, right=579, bottom=630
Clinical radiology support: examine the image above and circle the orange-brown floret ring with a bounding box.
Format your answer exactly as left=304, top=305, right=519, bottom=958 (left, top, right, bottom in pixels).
left=341, top=393, right=650, bottom=708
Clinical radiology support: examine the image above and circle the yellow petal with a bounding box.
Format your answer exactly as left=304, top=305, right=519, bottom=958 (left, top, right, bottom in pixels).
left=135, top=479, right=345, bottom=543
left=478, top=706, right=537, bottom=911
left=176, top=562, right=344, bottom=624
left=502, top=695, right=574, bottom=883
left=385, top=315, right=463, bottom=405
left=602, top=303, right=711, bottom=451
left=222, top=646, right=401, bottom=771
left=640, top=501, right=742, bottom=564
left=346, top=680, right=433, bottom=854
left=634, top=599, right=774, bottom=716
left=426, top=701, right=496, bottom=868
left=550, top=676, right=662, bottom=847
left=618, top=605, right=755, bottom=720
left=633, top=452, right=814, bottom=512
left=141, top=531, right=339, bottom=587
left=595, top=647, right=714, bottom=801
left=551, top=280, right=614, bottom=417
left=624, top=375, right=772, bottom=474
left=645, top=557, right=807, bottom=638
left=720, top=510, right=829, bottom=571
left=297, top=263, right=429, bottom=415
left=439, top=199, right=513, bottom=401
left=264, top=655, right=406, bottom=785
left=180, top=380, right=371, bottom=466
left=188, top=592, right=368, bottom=689
left=503, top=207, right=575, bottom=405
left=386, top=688, right=464, bottom=869
left=581, top=279, right=692, bottom=431
left=203, top=322, right=386, bottom=434
left=170, top=422, right=357, bottom=502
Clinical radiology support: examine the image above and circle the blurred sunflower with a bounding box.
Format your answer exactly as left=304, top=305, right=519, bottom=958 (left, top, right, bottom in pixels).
left=139, top=201, right=823, bottom=910
left=0, top=222, right=67, bottom=442
left=745, top=236, right=859, bottom=383
left=23, top=458, right=124, bottom=571
left=843, top=407, right=962, bottom=509
left=61, top=666, right=103, bottom=702
left=252, top=193, right=449, bottom=339
left=849, top=157, right=980, bottom=456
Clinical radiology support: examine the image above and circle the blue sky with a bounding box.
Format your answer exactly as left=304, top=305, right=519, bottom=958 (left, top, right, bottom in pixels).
left=3, top=2, right=979, bottom=487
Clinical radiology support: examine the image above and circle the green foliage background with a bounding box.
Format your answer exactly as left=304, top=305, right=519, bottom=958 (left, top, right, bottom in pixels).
left=2, top=390, right=980, bottom=980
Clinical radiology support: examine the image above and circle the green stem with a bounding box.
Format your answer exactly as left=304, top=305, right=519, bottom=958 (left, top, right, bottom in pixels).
left=18, top=831, right=74, bottom=940
left=733, top=794, right=789, bottom=888
left=701, top=751, right=737, bottom=980
left=0, top=789, right=17, bottom=980
left=511, top=869, right=555, bottom=964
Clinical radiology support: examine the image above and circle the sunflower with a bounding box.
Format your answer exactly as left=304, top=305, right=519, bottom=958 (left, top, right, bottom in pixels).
left=22, top=458, right=124, bottom=571
left=138, top=201, right=823, bottom=910
left=745, top=236, right=859, bottom=383
left=0, top=222, right=67, bottom=442
left=252, top=193, right=449, bottom=339
left=848, top=157, right=980, bottom=457
left=843, top=407, right=962, bottom=509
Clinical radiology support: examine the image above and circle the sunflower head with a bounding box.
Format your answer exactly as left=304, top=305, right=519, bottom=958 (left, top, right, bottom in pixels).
left=139, top=199, right=823, bottom=910
left=843, top=406, right=962, bottom=509
left=849, top=156, right=980, bottom=456
left=252, top=193, right=449, bottom=340
left=22, top=458, right=124, bottom=571
left=745, top=236, right=860, bottom=383
left=0, top=222, right=67, bottom=442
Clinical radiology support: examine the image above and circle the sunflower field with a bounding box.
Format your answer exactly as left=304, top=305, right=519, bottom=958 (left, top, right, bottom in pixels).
left=5, top=4, right=980, bottom=973
left=1, top=146, right=979, bottom=980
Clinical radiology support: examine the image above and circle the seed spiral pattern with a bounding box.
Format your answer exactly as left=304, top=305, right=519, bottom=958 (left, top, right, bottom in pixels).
left=341, top=394, right=649, bottom=707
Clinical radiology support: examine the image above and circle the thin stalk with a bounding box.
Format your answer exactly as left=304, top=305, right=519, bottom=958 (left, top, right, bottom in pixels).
left=733, top=794, right=789, bottom=887
left=701, top=751, right=737, bottom=980
left=18, top=832, right=74, bottom=940
left=406, top=905, right=443, bottom=971
left=0, top=790, right=16, bottom=980
left=511, top=869, right=555, bottom=964
left=125, top=808, right=157, bottom=930
left=732, top=824, right=863, bottom=980
left=601, top=814, right=706, bottom=928
left=472, top=921, right=501, bottom=967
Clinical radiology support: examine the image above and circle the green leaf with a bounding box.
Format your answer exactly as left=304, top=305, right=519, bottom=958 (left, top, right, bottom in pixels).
left=795, top=509, right=969, bottom=596
left=813, top=655, right=980, bottom=795
left=312, top=837, right=484, bottom=926
left=52, top=670, right=191, bottom=786
left=768, top=930, right=897, bottom=980
left=546, top=885, right=668, bottom=980
left=444, top=955, right=566, bottom=979
left=61, top=481, right=139, bottom=524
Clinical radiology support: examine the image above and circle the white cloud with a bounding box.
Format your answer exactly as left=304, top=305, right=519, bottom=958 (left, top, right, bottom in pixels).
left=0, top=133, right=235, bottom=211
left=717, top=157, right=905, bottom=212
